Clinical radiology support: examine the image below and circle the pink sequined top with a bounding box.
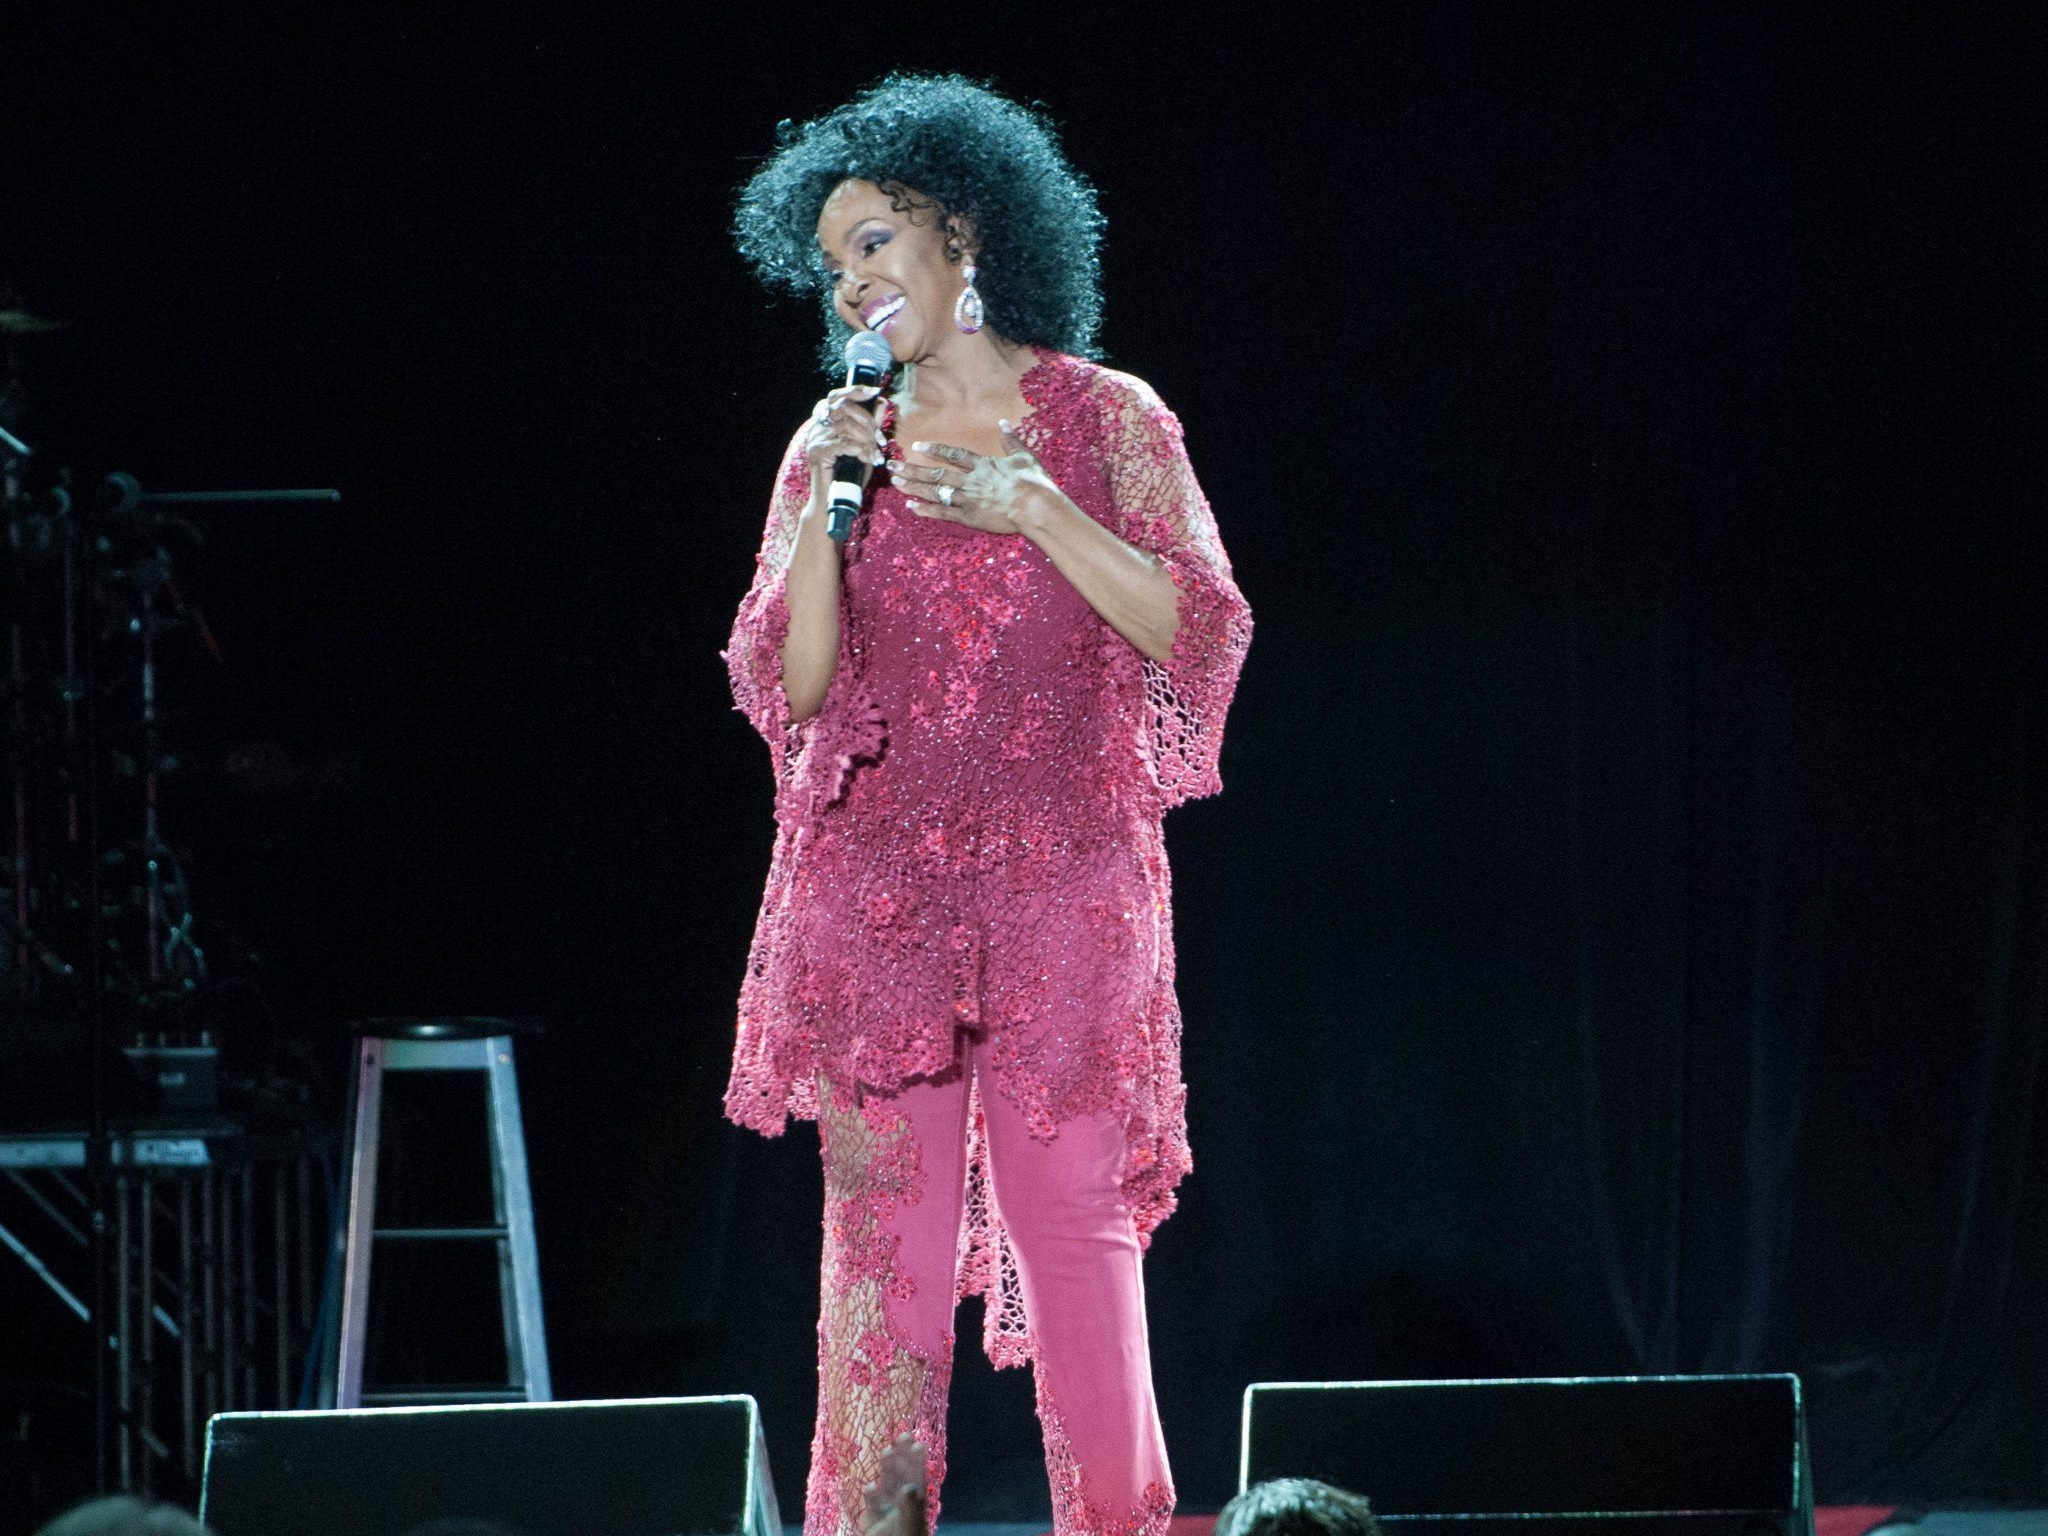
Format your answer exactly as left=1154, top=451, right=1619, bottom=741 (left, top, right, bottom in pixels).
left=722, top=347, right=1250, bottom=1362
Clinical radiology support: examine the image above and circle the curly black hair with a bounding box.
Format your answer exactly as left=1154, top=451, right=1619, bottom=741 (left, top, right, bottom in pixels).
left=733, top=74, right=1106, bottom=371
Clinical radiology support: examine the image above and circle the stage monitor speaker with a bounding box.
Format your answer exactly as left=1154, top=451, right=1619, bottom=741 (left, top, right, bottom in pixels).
left=199, top=1394, right=779, bottom=1536
left=1241, top=1375, right=1813, bottom=1536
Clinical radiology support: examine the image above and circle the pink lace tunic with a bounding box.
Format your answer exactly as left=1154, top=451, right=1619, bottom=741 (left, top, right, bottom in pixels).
left=723, top=348, right=1251, bottom=1364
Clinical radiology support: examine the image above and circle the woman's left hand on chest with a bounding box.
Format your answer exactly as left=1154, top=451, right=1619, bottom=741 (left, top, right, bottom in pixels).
left=891, top=421, right=1065, bottom=536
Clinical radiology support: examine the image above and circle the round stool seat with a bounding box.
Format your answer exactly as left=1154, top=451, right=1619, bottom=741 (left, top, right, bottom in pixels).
left=348, top=1015, right=541, bottom=1042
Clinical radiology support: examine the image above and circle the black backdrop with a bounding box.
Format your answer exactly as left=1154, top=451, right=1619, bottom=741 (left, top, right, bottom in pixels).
left=3, top=3, right=2042, bottom=1520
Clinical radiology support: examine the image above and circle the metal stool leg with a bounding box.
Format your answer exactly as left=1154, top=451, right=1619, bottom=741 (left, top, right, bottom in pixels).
left=335, top=1037, right=385, bottom=1409
left=485, top=1037, right=550, bottom=1402
left=332, top=1026, right=549, bottom=1408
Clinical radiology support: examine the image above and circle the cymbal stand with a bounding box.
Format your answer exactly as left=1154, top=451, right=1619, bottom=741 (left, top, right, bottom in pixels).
left=84, top=474, right=338, bottom=1490
left=6, top=429, right=32, bottom=986
left=6, top=447, right=341, bottom=1493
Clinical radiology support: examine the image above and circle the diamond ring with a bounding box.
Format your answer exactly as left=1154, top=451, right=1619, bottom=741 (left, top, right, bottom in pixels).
left=937, top=484, right=957, bottom=507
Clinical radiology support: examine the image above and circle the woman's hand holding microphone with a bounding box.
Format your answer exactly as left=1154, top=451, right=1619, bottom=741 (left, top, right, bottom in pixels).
left=804, top=383, right=891, bottom=507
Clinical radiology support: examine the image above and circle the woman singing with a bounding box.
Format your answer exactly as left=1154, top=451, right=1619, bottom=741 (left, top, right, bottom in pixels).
left=722, top=75, right=1252, bottom=1536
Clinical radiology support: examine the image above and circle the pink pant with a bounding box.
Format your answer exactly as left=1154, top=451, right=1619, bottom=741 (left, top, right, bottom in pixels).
left=807, top=1037, right=1173, bottom=1536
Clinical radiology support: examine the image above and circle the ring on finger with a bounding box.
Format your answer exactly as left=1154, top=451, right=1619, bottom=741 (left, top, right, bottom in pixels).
left=938, top=484, right=957, bottom=507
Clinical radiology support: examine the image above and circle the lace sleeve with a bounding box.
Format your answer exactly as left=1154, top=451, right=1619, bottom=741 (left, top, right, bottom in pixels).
left=721, top=425, right=812, bottom=782
left=722, top=424, right=889, bottom=822
left=1097, top=373, right=1253, bottom=809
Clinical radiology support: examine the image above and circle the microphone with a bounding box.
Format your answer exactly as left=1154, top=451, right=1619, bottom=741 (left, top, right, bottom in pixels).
left=827, top=330, right=895, bottom=544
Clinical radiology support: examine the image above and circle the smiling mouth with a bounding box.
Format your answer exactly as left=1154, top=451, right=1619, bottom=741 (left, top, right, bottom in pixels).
left=864, top=296, right=906, bottom=333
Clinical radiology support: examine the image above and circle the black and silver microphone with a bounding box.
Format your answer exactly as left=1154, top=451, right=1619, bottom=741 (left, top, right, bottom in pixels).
left=827, top=330, right=895, bottom=544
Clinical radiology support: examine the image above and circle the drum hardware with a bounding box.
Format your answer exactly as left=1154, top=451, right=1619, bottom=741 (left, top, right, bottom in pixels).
left=3, top=305, right=342, bottom=1502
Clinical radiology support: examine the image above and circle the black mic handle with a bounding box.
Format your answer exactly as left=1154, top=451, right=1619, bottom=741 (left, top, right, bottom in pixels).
left=827, top=462, right=864, bottom=544
left=824, top=360, right=888, bottom=545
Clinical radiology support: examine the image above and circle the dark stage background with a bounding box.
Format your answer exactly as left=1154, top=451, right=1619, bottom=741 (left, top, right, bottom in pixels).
left=3, top=3, right=2042, bottom=1520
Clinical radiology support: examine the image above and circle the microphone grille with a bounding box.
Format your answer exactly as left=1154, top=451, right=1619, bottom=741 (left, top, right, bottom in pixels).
left=843, top=330, right=894, bottom=375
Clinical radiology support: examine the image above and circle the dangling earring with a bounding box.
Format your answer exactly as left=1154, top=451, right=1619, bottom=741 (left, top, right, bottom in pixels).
left=954, top=261, right=985, bottom=334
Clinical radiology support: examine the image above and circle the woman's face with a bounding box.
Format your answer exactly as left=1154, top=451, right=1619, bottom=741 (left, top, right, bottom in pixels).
left=816, top=178, right=974, bottom=363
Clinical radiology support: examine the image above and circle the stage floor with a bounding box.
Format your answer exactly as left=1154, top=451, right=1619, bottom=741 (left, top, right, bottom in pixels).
left=837, top=1512, right=1916, bottom=1536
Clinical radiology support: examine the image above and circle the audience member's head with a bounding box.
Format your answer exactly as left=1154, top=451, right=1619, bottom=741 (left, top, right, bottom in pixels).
left=33, top=1497, right=213, bottom=1536
left=1216, top=1478, right=1384, bottom=1536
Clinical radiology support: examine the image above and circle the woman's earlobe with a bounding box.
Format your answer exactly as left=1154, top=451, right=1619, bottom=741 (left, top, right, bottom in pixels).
left=943, top=212, right=980, bottom=266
